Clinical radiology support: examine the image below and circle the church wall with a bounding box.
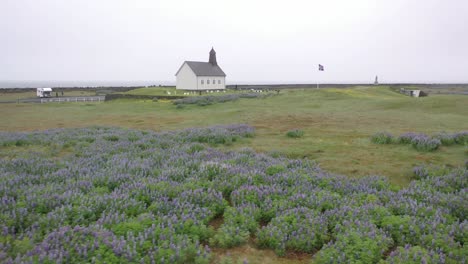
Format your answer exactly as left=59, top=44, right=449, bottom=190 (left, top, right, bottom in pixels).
left=197, top=76, right=226, bottom=90
left=176, top=63, right=198, bottom=90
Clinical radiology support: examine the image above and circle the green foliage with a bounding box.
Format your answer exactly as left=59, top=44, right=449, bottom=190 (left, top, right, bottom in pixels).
left=257, top=209, right=329, bottom=256
left=111, top=219, right=149, bottom=236
left=381, top=215, right=420, bottom=246
left=188, top=143, right=205, bottom=153
left=371, top=132, right=393, bottom=144
left=15, top=139, right=30, bottom=146
left=265, top=165, right=286, bottom=176
left=93, top=245, right=125, bottom=264
left=286, top=129, right=304, bottom=138
left=127, top=133, right=140, bottom=142
left=379, top=246, right=439, bottom=264
left=411, top=137, right=440, bottom=152
left=197, top=99, right=213, bottom=106
left=366, top=206, right=393, bottom=227
left=103, top=135, right=119, bottom=142
left=434, top=131, right=456, bottom=146
left=191, top=133, right=240, bottom=146
left=210, top=225, right=250, bottom=248
left=0, top=236, right=34, bottom=257
left=454, top=132, right=468, bottom=145
left=314, top=230, right=392, bottom=264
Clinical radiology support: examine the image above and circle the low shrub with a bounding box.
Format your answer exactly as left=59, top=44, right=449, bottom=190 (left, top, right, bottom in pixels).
left=286, top=129, right=304, bottom=138
left=15, top=139, right=30, bottom=147
left=314, top=221, right=393, bottom=264
left=397, top=132, right=422, bottom=144
left=411, top=135, right=441, bottom=152
left=173, top=93, right=268, bottom=106
left=103, top=135, right=119, bottom=142
left=413, top=165, right=429, bottom=179
left=371, top=132, right=393, bottom=144
left=382, top=246, right=441, bottom=264
left=434, top=131, right=455, bottom=146
left=257, top=208, right=328, bottom=256
left=453, top=131, right=468, bottom=145
left=266, top=165, right=286, bottom=176
left=398, top=131, right=466, bottom=150
left=210, top=225, right=249, bottom=248
left=381, top=215, right=420, bottom=245
left=197, top=99, right=213, bottom=106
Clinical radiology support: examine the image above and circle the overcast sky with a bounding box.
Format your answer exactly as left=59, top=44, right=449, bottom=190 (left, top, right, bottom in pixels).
left=1, top=0, right=467, bottom=84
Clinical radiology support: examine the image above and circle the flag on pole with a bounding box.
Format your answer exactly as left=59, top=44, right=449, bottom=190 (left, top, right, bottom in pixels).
left=318, top=64, right=324, bottom=71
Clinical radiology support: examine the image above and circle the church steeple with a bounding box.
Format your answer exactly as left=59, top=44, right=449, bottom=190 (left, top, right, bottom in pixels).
left=209, top=47, right=217, bottom=66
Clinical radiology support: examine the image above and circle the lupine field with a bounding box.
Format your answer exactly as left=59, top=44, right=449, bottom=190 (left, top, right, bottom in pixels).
left=0, top=125, right=466, bottom=263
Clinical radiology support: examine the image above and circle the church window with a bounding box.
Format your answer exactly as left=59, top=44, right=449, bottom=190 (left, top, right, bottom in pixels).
left=201, top=80, right=204, bottom=84
left=207, top=80, right=210, bottom=84
left=218, top=80, right=221, bottom=84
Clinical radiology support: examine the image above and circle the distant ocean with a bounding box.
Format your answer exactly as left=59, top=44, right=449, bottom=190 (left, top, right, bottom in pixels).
left=0, top=80, right=175, bottom=89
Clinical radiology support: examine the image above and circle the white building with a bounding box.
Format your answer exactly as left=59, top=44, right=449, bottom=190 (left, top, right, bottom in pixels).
left=175, top=48, right=226, bottom=90
left=36, top=87, right=52, bottom=98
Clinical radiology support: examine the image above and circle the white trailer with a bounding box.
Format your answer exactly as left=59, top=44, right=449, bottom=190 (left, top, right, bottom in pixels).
left=37, top=88, right=53, bottom=98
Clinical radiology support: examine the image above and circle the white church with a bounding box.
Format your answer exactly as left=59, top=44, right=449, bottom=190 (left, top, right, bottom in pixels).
left=175, top=48, right=226, bottom=90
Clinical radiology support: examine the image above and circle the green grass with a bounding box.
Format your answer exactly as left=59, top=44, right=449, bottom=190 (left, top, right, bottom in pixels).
left=120, top=86, right=181, bottom=96
left=0, top=90, right=96, bottom=101
left=121, top=86, right=246, bottom=96
left=1, top=86, right=467, bottom=187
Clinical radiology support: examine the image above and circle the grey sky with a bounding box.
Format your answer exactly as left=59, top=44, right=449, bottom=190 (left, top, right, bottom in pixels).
left=1, top=0, right=467, bottom=84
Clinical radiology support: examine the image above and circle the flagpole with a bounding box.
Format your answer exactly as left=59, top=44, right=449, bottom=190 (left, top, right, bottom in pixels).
left=317, top=64, right=324, bottom=89
left=317, top=64, right=320, bottom=89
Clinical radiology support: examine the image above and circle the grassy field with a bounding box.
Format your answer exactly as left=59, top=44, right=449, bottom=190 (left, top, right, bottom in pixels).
left=1, top=86, right=466, bottom=187
left=0, top=90, right=96, bottom=101
left=120, top=86, right=245, bottom=96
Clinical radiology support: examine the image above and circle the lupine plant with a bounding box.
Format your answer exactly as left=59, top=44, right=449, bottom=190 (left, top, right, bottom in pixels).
left=0, top=125, right=466, bottom=263
left=373, top=131, right=468, bottom=152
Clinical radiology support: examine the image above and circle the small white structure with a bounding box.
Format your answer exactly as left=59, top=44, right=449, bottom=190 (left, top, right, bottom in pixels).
left=400, top=88, right=423, bottom=97
left=37, top=88, right=52, bottom=98
left=410, top=90, right=421, bottom=97
left=175, top=48, right=226, bottom=91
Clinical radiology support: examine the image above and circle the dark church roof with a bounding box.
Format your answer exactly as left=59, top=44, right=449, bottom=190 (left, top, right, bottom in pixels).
left=183, top=61, right=226, bottom=77
left=175, top=48, right=226, bottom=77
